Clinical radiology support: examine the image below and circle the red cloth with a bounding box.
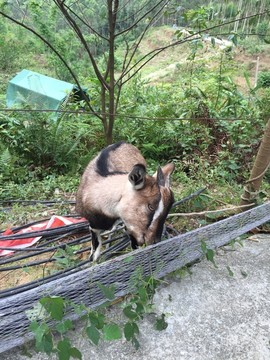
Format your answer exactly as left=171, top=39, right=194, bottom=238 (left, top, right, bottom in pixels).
left=0, top=215, right=86, bottom=256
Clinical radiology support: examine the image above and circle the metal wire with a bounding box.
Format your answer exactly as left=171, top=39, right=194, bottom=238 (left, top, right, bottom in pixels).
left=0, top=222, right=88, bottom=240
left=172, top=188, right=207, bottom=208
left=0, top=107, right=255, bottom=122
left=0, top=189, right=203, bottom=297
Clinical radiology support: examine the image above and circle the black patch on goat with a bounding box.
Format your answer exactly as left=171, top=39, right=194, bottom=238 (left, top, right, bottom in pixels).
left=84, top=211, right=117, bottom=231
left=96, top=141, right=126, bottom=177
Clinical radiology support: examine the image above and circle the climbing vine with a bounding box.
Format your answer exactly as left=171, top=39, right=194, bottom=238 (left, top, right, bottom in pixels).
left=26, top=276, right=167, bottom=359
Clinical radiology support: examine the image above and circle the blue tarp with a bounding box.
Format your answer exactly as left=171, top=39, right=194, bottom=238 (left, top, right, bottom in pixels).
left=6, top=69, right=75, bottom=111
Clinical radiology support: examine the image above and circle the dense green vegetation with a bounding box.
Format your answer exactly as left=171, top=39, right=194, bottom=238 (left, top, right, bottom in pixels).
left=1, top=3, right=270, bottom=356
left=0, top=1, right=270, bottom=227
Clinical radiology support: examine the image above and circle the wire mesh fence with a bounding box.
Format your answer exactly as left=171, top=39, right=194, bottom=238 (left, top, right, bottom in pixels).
left=0, top=201, right=270, bottom=353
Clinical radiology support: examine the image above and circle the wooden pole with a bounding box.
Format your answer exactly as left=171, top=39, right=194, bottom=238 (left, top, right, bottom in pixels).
left=240, top=118, right=270, bottom=207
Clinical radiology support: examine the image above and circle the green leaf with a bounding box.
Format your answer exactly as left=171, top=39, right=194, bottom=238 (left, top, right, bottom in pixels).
left=131, top=336, right=140, bottom=350
left=30, top=321, right=49, bottom=345
left=69, top=347, right=82, bottom=359
left=57, top=338, right=82, bottom=360
left=124, top=322, right=139, bottom=341
left=86, top=325, right=100, bottom=346
left=30, top=321, right=53, bottom=355
left=57, top=338, right=72, bottom=360
left=206, top=248, right=218, bottom=267
left=40, top=332, right=54, bottom=354
left=201, top=240, right=207, bottom=254
left=55, top=319, right=73, bottom=334
left=155, top=313, right=168, bottom=331
left=228, top=162, right=240, bottom=170
left=226, top=266, right=234, bottom=277
left=39, top=296, right=65, bottom=321
left=97, top=283, right=116, bottom=300
left=137, top=286, right=148, bottom=303
left=135, top=301, right=145, bottom=316
left=123, top=305, right=139, bottom=321
left=206, top=248, right=214, bottom=262
left=201, top=241, right=218, bottom=267
left=88, top=311, right=105, bottom=329
left=145, top=276, right=159, bottom=297
left=29, top=320, right=40, bottom=333
left=103, top=323, right=122, bottom=341
left=73, top=303, right=86, bottom=316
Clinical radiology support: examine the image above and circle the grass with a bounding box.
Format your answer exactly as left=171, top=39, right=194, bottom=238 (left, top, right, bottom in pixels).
left=0, top=175, right=78, bottom=230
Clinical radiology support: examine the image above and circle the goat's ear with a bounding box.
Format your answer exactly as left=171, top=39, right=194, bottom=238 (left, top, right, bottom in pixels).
left=154, top=163, right=175, bottom=187
left=156, top=166, right=165, bottom=186
left=128, top=164, right=146, bottom=190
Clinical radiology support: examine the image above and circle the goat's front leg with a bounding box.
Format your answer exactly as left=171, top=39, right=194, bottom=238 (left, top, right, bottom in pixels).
left=129, top=234, right=138, bottom=250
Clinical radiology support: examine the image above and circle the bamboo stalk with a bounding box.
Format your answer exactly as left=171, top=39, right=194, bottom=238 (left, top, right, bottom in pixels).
left=255, top=56, right=260, bottom=87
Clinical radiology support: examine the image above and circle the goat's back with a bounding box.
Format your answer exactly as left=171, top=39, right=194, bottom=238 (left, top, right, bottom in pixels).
left=76, top=142, right=147, bottom=219
left=94, top=141, right=146, bottom=175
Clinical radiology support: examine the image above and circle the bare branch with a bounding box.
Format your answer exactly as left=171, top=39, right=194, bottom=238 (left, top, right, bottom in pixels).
left=62, top=2, right=108, bottom=41
left=119, top=38, right=130, bottom=82
left=116, top=0, right=138, bottom=15
left=53, top=0, right=109, bottom=90
left=168, top=203, right=256, bottom=218
left=113, top=36, right=129, bottom=114
left=115, top=0, right=159, bottom=27
left=116, top=0, right=169, bottom=85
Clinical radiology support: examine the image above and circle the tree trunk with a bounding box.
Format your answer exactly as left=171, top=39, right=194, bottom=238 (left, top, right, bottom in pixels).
left=240, top=118, right=270, bottom=207
left=106, top=0, right=118, bottom=145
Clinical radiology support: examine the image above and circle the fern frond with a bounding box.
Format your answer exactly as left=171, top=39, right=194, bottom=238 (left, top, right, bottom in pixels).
left=0, top=148, right=12, bottom=167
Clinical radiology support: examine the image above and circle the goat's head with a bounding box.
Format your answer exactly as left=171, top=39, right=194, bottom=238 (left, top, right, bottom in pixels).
left=117, top=163, right=175, bottom=247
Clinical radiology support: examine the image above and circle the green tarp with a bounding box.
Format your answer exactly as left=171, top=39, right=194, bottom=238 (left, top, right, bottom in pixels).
left=6, top=69, right=76, bottom=112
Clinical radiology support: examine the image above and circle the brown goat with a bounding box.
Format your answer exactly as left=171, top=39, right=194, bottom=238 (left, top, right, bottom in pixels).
left=76, top=142, right=174, bottom=260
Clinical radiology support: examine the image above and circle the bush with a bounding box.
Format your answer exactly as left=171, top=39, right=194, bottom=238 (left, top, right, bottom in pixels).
left=0, top=106, right=99, bottom=180
left=116, top=63, right=264, bottom=183
left=258, top=71, right=270, bottom=88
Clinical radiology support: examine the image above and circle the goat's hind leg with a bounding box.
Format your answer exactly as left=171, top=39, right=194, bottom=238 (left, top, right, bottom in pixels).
left=89, top=227, right=102, bottom=262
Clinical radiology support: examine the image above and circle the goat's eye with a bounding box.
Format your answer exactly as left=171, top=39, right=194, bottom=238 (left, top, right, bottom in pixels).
left=148, top=204, right=155, bottom=212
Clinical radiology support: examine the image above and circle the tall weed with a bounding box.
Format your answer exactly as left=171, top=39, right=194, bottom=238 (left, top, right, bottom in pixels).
left=0, top=107, right=96, bottom=180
